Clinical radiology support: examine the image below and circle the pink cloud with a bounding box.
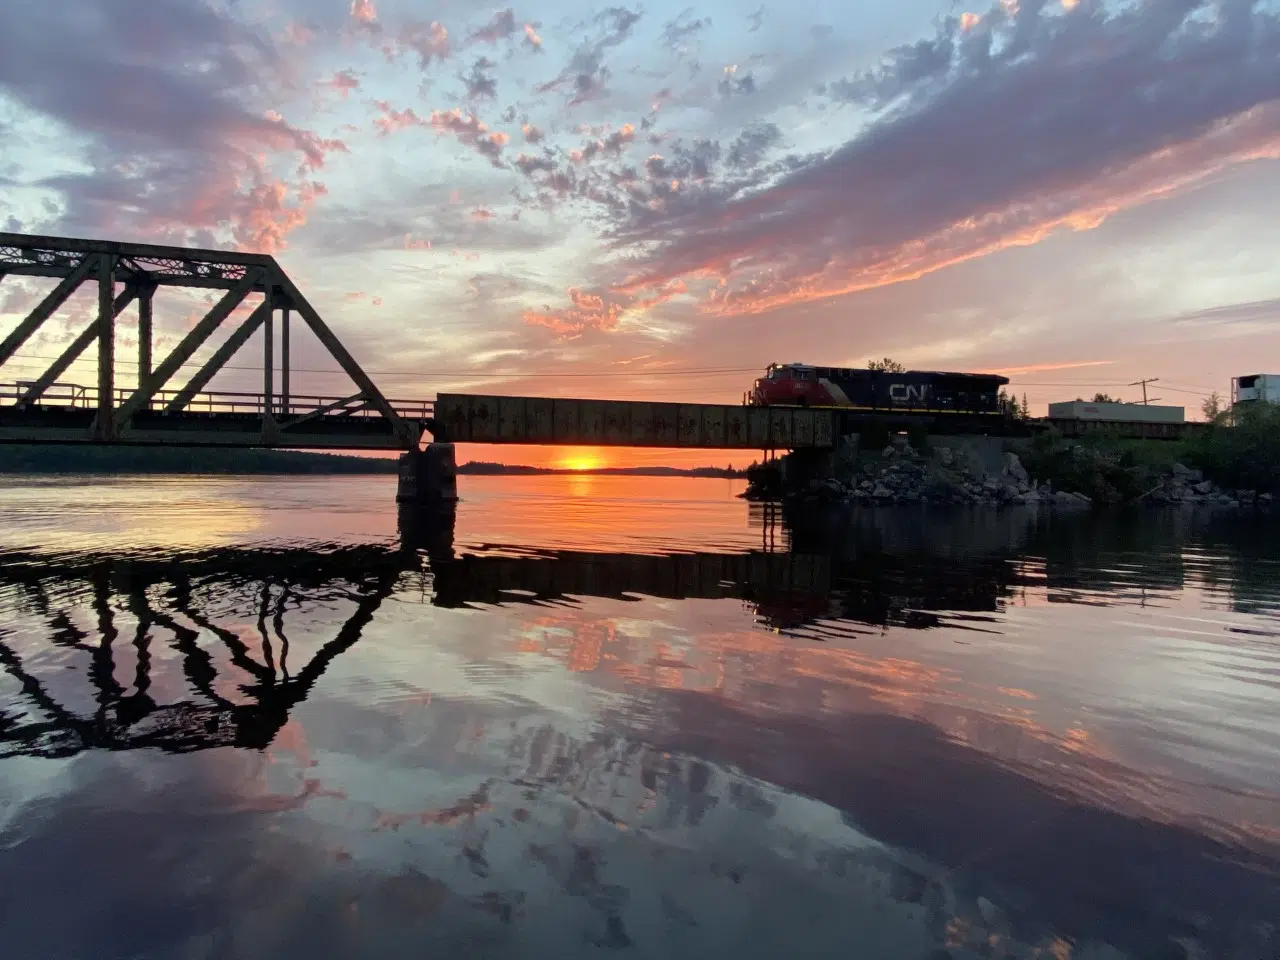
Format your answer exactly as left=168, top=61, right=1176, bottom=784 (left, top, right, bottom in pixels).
left=258, top=111, right=349, bottom=173
left=230, top=180, right=328, bottom=254
left=390, top=20, right=450, bottom=66
left=281, top=22, right=315, bottom=47
left=350, top=0, right=377, bottom=26
left=319, top=70, right=361, bottom=98
left=372, top=100, right=427, bottom=135
left=524, top=288, right=623, bottom=336
left=522, top=281, right=688, bottom=337
left=428, top=108, right=510, bottom=165
left=569, top=123, right=636, bottom=163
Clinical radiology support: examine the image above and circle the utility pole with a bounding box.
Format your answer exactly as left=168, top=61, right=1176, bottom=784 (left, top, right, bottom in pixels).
left=1129, top=377, right=1159, bottom=405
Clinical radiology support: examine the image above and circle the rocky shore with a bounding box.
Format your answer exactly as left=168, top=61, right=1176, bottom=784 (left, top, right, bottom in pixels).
left=745, top=437, right=1275, bottom=510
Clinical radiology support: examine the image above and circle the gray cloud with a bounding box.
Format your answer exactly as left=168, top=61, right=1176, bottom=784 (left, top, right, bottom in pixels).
left=466, top=8, right=517, bottom=46
left=535, top=6, right=642, bottom=106
left=726, top=122, right=782, bottom=168
left=302, top=180, right=559, bottom=256
left=661, top=9, right=712, bottom=51
left=391, top=19, right=452, bottom=68
left=0, top=0, right=344, bottom=250
left=1170, top=298, right=1280, bottom=329
left=718, top=67, right=757, bottom=98
left=461, top=56, right=499, bottom=100
left=606, top=0, right=1280, bottom=314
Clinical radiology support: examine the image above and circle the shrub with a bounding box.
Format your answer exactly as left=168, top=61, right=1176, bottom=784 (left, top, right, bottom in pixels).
left=1020, top=430, right=1166, bottom=503
left=1184, top=404, right=1280, bottom=493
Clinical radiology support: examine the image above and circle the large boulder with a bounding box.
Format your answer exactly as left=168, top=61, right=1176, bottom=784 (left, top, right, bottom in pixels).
left=1172, top=463, right=1204, bottom=484
left=1002, top=452, right=1030, bottom=485
left=1194, top=480, right=1215, bottom=495
left=935, top=446, right=954, bottom=468
left=1054, top=490, right=1092, bottom=509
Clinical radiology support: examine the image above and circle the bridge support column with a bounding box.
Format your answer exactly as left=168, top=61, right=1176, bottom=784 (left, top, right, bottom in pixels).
left=397, top=443, right=458, bottom=504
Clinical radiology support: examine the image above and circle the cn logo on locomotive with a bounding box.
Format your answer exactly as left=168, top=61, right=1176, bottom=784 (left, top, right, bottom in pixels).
left=889, top=382, right=930, bottom=402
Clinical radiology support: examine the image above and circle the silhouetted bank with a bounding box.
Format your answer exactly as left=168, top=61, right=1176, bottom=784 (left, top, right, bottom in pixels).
left=0, top=447, right=744, bottom=477
left=0, top=444, right=399, bottom=475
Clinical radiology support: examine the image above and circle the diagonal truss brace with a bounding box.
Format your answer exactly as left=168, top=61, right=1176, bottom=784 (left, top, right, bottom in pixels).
left=281, top=394, right=368, bottom=430
left=113, top=269, right=262, bottom=432
left=165, top=300, right=271, bottom=413
left=0, top=255, right=99, bottom=367
left=19, top=286, right=137, bottom=404
left=271, top=271, right=414, bottom=447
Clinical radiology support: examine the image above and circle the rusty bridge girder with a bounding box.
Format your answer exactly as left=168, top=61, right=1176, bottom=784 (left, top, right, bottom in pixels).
left=0, top=232, right=421, bottom=450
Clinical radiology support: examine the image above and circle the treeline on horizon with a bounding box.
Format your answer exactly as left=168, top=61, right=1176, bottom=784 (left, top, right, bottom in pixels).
left=0, top=446, right=745, bottom=478
left=459, top=461, right=746, bottom=477
left=0, top=445, right=399, bottom=475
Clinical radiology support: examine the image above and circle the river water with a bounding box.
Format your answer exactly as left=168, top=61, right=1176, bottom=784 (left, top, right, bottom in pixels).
left=1, top=474, right=1278, bottom=960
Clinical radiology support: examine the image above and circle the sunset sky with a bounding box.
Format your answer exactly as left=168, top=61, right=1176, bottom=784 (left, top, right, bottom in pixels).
left=2, top=0, right=1279, bottom=468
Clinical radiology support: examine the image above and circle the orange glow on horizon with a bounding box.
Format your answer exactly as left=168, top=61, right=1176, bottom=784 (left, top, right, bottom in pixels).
left=455, top=444, right=750, bottom=472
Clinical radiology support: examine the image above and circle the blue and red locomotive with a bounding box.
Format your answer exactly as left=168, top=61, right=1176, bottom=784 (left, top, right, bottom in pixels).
left=749, top=363, right=1009, bottom=415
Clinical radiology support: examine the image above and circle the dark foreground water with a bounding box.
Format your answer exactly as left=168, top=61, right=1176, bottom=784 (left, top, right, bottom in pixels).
left=1, top=475, right=1278, bottom=960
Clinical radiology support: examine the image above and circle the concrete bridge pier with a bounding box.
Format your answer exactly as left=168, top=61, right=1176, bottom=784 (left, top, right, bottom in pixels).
left=397, top=443, right=458, bottom=505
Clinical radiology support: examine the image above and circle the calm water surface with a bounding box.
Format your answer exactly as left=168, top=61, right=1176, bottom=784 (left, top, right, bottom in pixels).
left=1, top=474, right=1278, bottom=959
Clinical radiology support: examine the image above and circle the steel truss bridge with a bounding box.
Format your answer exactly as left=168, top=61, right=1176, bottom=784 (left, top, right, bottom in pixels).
left=0, top=231, right=1197, bottom=454
left=0, top=231, right=423, bottom=450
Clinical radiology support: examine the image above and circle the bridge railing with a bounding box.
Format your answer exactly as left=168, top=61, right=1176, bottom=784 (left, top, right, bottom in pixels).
left=0, top=381, right=433, bottom=421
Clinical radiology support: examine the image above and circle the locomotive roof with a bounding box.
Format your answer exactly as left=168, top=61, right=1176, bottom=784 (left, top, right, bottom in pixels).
left=774, top=363, right=1009, bottom=385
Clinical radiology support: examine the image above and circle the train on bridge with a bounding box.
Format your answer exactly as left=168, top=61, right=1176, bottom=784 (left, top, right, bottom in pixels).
left=743, top=362, right=1203, bottom=440
left=748, top=363, right=1010, bottom=415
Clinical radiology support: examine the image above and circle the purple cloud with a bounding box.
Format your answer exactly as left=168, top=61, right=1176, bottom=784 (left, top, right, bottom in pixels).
left=0, top=0, right=346, bottom=251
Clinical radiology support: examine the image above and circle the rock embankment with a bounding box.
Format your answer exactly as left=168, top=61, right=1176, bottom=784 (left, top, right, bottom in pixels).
left=748, top=440, right=1274, bottom=510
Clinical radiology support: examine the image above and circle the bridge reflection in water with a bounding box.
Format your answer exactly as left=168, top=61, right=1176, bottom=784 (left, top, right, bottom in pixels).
left=0, top=504, right=1023, bottom=760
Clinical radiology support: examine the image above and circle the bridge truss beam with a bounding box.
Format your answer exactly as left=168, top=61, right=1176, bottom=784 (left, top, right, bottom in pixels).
left=0, top=232, right=419, bottom=449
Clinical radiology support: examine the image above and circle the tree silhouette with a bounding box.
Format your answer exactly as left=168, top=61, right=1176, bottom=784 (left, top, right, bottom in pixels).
left=867, top=357, right=905, bottom=373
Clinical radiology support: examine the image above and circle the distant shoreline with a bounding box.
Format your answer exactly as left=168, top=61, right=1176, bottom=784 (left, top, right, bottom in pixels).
left=457, top=461, right=745, bottom=478
left=0, top=446, right=744, bottom=478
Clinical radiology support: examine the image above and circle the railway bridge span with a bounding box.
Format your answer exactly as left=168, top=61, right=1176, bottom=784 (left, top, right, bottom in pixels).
left=0, top=231, right=1198, bottom=505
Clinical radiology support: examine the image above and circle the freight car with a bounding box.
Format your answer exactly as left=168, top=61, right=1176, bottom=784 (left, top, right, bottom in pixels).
left=1046, top=400, right=1185, bottom=424
left=1233, top=374, right=1280, bottom=406
left=748, top=363, right=1009, bottom=415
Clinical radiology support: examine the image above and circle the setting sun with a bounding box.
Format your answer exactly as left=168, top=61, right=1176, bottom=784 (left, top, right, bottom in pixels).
left=556, top=449, right=606, bottom=471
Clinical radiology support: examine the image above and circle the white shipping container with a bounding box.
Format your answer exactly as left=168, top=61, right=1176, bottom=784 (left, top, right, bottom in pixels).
left=1047, top=401, right=1185, bottom=424
left=1232, top=374, right=1280, bottom=404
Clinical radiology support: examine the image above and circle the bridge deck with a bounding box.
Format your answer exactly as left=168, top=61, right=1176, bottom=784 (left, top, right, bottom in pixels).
left=433, top=393, right=838, bottom=449
left=0, top=383, right=431, bottom=450
left=0, top=383, right=1200, bottom=451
